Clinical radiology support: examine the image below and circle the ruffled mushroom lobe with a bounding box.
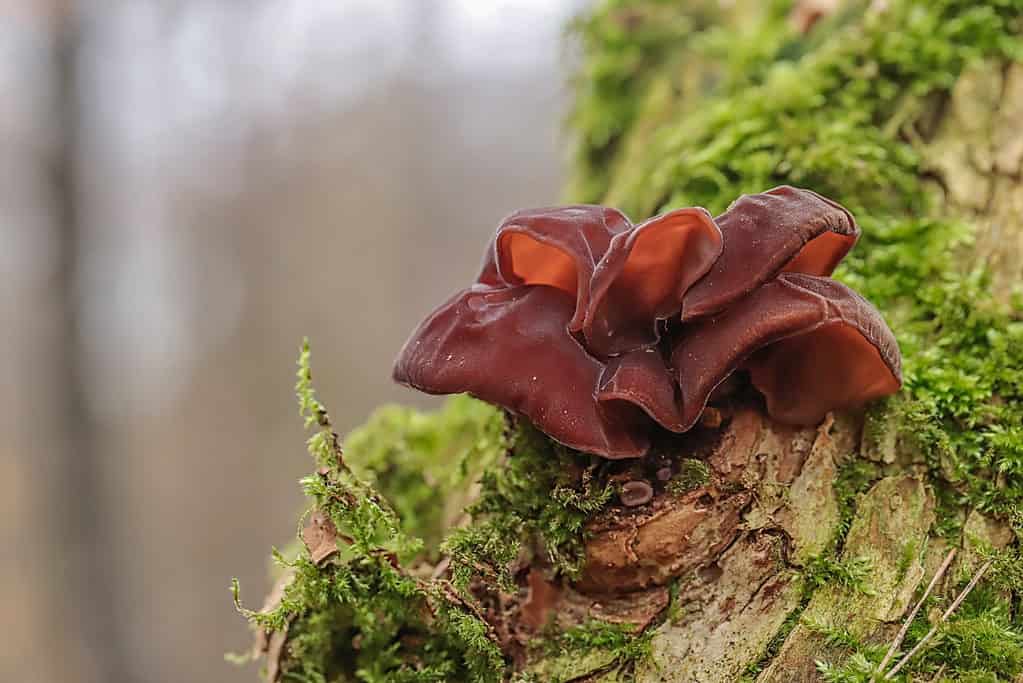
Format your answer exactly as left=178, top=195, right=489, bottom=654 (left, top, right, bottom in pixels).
left=392, top=284, right=651, bottom=459
left=584, top=207, right=722, bottom=357
left=489, top=205, right=630, bottom=330
left=597, top=348, right=685, bottom=432
left=672, top=273, right=901, bottom=429
left=681, top=186, right=860, bottom=321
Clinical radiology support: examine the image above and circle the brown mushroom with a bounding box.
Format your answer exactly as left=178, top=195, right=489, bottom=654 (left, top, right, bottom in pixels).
left=394, top=204, right=724, bottom=459
left=681, top=186, right=859, bottom=321
left=583, top=207, right=721, bottom=356
left=392, top=187, right=900, bottom=460
left=671, top=273, right=901, bottom=429
left=621, top=480, right=655, bottom=507
left=393, top=284, right=652, bottom=458
left=484, top=205, right=629, bottom=330
left=597, top=348, right=685, bottom=432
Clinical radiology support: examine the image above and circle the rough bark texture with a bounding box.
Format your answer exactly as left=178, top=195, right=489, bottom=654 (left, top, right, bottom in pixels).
left=929, top=59, right=1023, bottom=304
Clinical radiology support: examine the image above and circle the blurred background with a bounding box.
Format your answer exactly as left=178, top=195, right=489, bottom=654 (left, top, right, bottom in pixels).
left=0, top=1, right=589, bottom=681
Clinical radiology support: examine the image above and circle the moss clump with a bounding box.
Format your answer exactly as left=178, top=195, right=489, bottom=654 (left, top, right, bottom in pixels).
left=233, top=341, right=504, bottom=683
left=520, top=620, right=655, bottom=683
left=568, top=0, right=800, bottom=203
left=344, top=396, right=506, bottom=559
left=666, top=458, right=711, bottom=495
left=911, top=586, right=1023, bottom=678
left=586, top=1, right=1023, bottom=218
left=831, top=458, right=881, bottom=544
left=802, top=556, right=874, bottom=595
left=544, top=619, right=654, bottom=662
left=813, top=582, right=1023, bottom=682
left=443, top=423, right=614, bottom=591
left=568, top=0, right=714, bottom=203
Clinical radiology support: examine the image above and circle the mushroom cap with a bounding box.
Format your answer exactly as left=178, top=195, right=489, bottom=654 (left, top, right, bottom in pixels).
left=392, top=284, right=652, bottom=458
left=597, top=348, right=685, bottom=432
left=671, top=273, right=901, bottom=429
left=393, top=187, right=901, bottom=460
left=584, top=207, right=722, bottom=357
left=481, top=205, right=630, bottom=330
left=681, top=186, right=859, bottom=321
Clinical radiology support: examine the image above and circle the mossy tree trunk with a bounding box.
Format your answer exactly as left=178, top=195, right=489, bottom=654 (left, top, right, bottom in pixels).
left=239, top=3, right=1023, bottom=682
left=544, top=3, right=1023, bottom=680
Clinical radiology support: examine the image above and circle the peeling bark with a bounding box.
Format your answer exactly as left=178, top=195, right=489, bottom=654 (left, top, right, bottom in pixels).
left=506, top=400, right=855, bottom=681
left=637, top=531, right=802, bottom=682
left=758, top=476, right=936, bottom=682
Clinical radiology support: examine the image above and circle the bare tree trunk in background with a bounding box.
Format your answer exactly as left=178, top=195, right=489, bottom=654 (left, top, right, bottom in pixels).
left=49, top=8, right=130, bottom=681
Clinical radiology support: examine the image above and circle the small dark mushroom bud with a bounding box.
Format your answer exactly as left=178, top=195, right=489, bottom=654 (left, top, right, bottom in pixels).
left=656, top=467, right=673, bottom=482
left=620, top=480, right=654, bottom=507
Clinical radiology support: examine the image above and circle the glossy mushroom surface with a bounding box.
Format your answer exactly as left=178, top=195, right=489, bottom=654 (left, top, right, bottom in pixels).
left=393, top=187, right=901, bottom=459
left=671, top=273, right=902, bottom=430
left=681, top=186, right=860, bottom=321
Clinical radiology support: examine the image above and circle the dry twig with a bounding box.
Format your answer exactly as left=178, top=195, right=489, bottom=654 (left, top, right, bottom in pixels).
left=877, top=548, right=957, bottom=674
left=884, top=559, right=994, bottom=679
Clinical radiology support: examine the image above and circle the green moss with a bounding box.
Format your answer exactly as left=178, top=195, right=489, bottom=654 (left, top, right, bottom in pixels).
left=545, top=621, right=653, bottom=660
left=913, top=589, right=1023, bottom=677
left=832, top=458, right=881, bottom=543
left=568, top=0, right=802, bottom=203
left=233, top=341, right=505, bottom=683
left=567, top=1, right=714, bottom=203
left=443, top=422, right=614, bottom=590
left=803, top=556, right=874, bottom=595
left=666, top=458, right=711, bottom=495
left=808, top=569, right=1023, bottom=681
left=528, top=620, right=655, bottom=683
left=814, top=649, right=889, bottom=683
left=595, top=1, right=1023, bottom=217
left=343, top=396, right=506, bottom=558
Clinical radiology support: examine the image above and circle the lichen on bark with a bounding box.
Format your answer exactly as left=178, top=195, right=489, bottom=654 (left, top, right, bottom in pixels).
left=235, top=1, right=1023, bottom=681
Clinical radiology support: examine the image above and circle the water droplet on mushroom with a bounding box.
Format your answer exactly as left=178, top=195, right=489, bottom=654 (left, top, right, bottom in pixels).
left=620, top=480, right=653, bottom=507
